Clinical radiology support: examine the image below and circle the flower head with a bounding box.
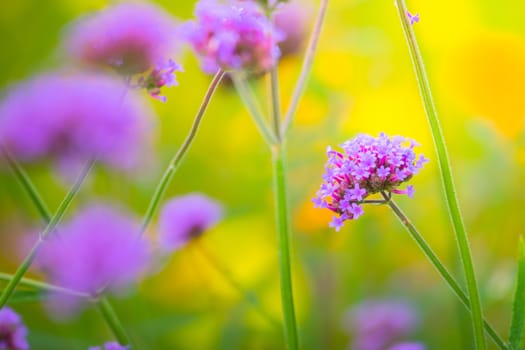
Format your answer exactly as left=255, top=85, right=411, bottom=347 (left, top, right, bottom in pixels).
left=274, top=0, right=313, bottom=58
left=36, top=204, right=149, bottom=316
left=0, top=73, right=152, bottom=170
left=313, top=133, right=428, bottom=231
left=0, top=307, right=29, bottom=350
left=344, top=299, right=418, bottom=350
left=89, top=342, right=130, bottom=350
left=185, top=0, right=283, bottom=73
left=64, top=2, right=182, bottom=101
left=158, top=193, right=223, bottom=251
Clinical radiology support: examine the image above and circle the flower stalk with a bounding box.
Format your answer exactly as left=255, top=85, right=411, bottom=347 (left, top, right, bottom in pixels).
left=394, top=0, right=486, bottom=348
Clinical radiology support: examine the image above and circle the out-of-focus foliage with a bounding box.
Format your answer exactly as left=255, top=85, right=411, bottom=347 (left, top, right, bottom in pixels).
left=1, top=0, right=524, bottom=349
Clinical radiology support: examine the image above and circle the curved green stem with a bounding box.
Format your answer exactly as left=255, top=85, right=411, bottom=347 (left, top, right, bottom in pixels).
left=381, top=192, right=507, bottom=350
left=281, top=0, right=329, bottom=137
left=97, top=297, right=133, bottom=347
left=394, top=1, right=486, bottom=348
left=1, top=147, right=52, bottom=222
left=140, top=70, right=225, bottom=234
left=272, top=144, right=299, bottom=350
left=0, top=272, right=91, bottom=299
left=0, top=159, right=94, bottom=308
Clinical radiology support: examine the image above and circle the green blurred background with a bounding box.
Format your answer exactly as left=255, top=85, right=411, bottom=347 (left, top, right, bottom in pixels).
left=1, top=0, right=525, bottom=348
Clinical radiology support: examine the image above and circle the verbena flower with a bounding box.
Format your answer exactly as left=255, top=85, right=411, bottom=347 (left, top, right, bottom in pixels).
left=388, top=343, right=426, bottom=350
left=185, top=0, right=283, bottom=73
left=407, top=11, right=420, bottom=25
left=0, top=73, right=152, bottom=170
left=36, top=204, right=148, bottom=316
left=0, top=307, right=29, bottom=350
left=64, top=2, right=182, bottom=101
left=344, top=299, right=418, bottom=350
left=89, top=342, right=130, bottom=350
left=313, top=133, right=428, bottom=231
left=158, top=193, right=223, bottom=251
left=274, top=0, right=313, bottom=58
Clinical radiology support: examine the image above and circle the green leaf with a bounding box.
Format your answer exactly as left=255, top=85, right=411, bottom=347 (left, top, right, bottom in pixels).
left=1, top=289, right=47, bottom=304
left=509, top=238, right=525, bottom=350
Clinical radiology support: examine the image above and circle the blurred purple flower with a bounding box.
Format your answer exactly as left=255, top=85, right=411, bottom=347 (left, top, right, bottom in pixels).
left=407, top=11, right=420, bottom=25
left=344, top=299, right=418, bottom=350
left=89, top=342, right=130, bottom=350
left=274, top=0, right=313, bottom=58
left=36, top=204, right=148, bottom=316
left=388, top=342, right=426, bottom=350
left=0, top=73, right=152, bottom=170
left=158, top=193, right=223, bottom=251
left=64, top=2, right=182, bottom=101
left=313, top=133, right=428, bottom=231
left=0, top=307, right=29, bottom=350
left=185, top=0, right=283, bottom=73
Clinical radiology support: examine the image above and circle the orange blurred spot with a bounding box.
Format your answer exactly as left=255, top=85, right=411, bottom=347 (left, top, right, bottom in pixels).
left=294, top=195, right=333, bottom=234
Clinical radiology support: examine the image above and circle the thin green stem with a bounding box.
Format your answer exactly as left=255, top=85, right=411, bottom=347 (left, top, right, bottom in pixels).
left=0, top=159, right=94, bottom=308
left=270, top=67, right=282, bottom=142
left=394, top=1, right=486, bottom=348
left=281, top=0, right=329, bottom=137
left=381, top=192, right=507, bottom=350
left=231, top=74, right=278, bottom=147
left=192, top=240, right=280, bottom=329
left=0, top=272, right=91, bottom=299
left=1, top=147, right=52, bottom=222
left=272, top=145, right=299, bottom=350
left=140, top=70, right=225, bottom=234
left=97, top=297, right=132, bottom=347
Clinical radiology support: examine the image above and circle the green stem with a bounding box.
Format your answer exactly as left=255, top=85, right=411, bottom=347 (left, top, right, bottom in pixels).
left=140, top=70, right=225, bottom=234
left=0, top=272, right=91, bottom=299
left=281, top=0, right=329, bottom=137
left=231, top=74, right=278, bottom=146
left=272, top=145, right=299, bottom=350
left=1, top=147, right=52, bottom=222
left=192, top=240, right=280, bottom=329
left=97, top=297, right=132, bottom=347
left=394, top=1, right=486, bottom=348
left=381, top=192, right=507, bottom=350
left=0, top=159, right=94, bottom=308
left=270, top=67, right=282, bottom=142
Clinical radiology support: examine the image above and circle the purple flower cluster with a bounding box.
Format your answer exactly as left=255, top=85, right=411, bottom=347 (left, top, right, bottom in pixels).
left=185, top=0, right=283, bottom=73
left=0, top=73, right=151, bottom=170
left=274, top=0, right=313, bottom=58
left=89, top=342, right=129, bottom=350
left=313, top=133, right=428, bottom=231
left=158, top=193, right=223, bottom=251
left=388, top=343, right=426, bottom=350
left=65, top=2, right=182, bottom=101
left=344, top=300, right=420, bottom=350
left=36, top=204, right=148, bottom=316
left=0, top=307, right=29, bottom=350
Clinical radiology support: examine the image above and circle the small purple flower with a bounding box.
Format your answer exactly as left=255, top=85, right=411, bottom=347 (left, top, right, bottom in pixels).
left=0, top=73, right=152, bottom=170
left=36, top=204, right=149, bottom=316
left=313, top=133, right=427, bottom=230
left=344, top=299, right=418, bottom=350
left=64, top=2, right=182, bottom=101
left=388, top=342, right=426, bottom=350
left=407, top=11, right=420, bottom=25
left=89, top=342, right=130, bottom=350
left=185, top=0, right=283, bottom=73
left=0, top=307, right=29, bottom=350
left=158, top=193, right=223, bottom=251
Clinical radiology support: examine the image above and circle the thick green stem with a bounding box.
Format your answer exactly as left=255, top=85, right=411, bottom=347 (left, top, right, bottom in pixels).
left=272, top=145, right=299, bottom=350
left=140, top=70, right=225, bottom=234
left=1, top=147, right=52, bottom=222
left=0, top=159, right=94, bottom=308
left=381, top=193, right=506, bottom=350
left=394, top=1, right=486, bottom=348
left=97, top=297, right=132, bottom=347
left=281, top=0, right=329, bottom=136
left=0, top=272, right=91, bottom=299
left=232, top=74, right=278, bottom=146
